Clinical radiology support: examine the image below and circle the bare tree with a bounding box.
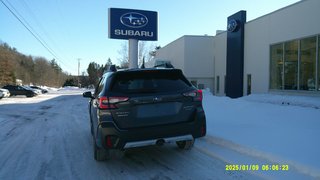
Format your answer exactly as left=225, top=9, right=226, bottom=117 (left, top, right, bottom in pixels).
left=117, top=41, right=158, bottom=68
left=117, top=43, right=129, bottom=68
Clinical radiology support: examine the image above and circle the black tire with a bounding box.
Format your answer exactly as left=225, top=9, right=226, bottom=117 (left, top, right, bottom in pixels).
left=176, top=139, right=195, bottom=150
left=93, top=136, right=109, bottom=161
left=26, top=94, right=34, bottom=98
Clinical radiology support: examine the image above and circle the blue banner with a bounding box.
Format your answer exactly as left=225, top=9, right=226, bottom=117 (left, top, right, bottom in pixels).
left=108, top=8, right=158, bottom=41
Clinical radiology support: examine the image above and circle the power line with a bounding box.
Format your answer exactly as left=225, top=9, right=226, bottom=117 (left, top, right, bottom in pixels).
left=4, top=0, right=59, bottom=58
left=20, top=0, right=62, bottom=57
left=18, top=0, right=77, bottom=73
left=0, top=0, right=77, bottom=73
left=20, top=0, right=56, bottom=43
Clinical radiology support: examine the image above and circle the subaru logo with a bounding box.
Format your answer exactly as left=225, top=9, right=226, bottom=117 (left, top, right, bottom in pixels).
left=227, top=19, right=238, bottom=32
left=120, top=12, right=148, bottom=28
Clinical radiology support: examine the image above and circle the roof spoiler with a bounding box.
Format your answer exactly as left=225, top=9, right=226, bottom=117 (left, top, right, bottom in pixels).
left=108, top=65, right=117, bottom=72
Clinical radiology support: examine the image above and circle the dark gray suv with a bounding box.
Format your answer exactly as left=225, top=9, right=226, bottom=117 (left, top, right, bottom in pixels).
left=2, top=85, right=37, bottom=97
left=83, top=67, right=206, bottom=161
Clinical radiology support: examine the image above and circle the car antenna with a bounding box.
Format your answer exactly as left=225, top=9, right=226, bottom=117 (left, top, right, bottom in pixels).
left=140, top=56, right=145, bottom=69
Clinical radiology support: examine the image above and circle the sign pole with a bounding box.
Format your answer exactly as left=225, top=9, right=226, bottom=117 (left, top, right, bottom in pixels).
left=129, top=39, right=138, bottom=68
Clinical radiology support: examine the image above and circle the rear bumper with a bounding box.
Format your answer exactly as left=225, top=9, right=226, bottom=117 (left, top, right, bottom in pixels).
left=124, top=134, right=194, bottom=149
left=97, top=113, right=206, bottom=150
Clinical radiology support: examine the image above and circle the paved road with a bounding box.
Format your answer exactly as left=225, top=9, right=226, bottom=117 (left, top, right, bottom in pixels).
left=0, top=94, right=258, bottom=180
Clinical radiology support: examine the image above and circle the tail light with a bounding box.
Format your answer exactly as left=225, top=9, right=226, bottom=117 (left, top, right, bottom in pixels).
left=201, top=125, right=206, bottom=136
left=183, top=90, right=203, bottom=101
left=105, top=135, right=118, bottom=148
left=98, top=96, right=129, bottom=109
left=106, top=136, right=113, bottom=148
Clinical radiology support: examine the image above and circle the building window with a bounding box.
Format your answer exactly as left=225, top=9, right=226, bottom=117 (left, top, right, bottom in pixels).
left=318, top=35, right=320, bottom=91
left=216, top=76, right=220, bottom=94
left=247, top=74, right=251, bottom=95
left=224, top=75, right=226, bottom=94
left=213, top=77, right=215, bottom=94
left=270, top=43, right=283, bottom=89
left=270, top=35, right=320, bottom=92
left=284, top=40, right=298, bottom=90
left=300, top=36, right=316, bottom=90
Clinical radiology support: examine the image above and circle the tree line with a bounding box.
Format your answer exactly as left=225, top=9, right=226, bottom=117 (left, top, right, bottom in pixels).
left=0, top=41, right=159, bottom=88
left=82, top=58, right=113, bottom=87
left=0, top=41, right=115, bottom=88
left=0, top=41, right=68, bottom=87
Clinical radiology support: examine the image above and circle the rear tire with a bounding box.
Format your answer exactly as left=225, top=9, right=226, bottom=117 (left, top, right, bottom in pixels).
left=176, top=139, right=195, bottom=150
left=93, top=136, right=110, bottom=161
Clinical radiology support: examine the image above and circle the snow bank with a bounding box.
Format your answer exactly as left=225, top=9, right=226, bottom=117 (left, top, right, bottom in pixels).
left=203, top=93, right=320, bottom=177
left=0, top=88, right=87, bottom=105
left=242, top=93, right=320, bottom=109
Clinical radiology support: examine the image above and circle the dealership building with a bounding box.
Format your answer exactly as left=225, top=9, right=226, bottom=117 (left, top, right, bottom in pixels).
left=153, top=0, right=320, bottom=97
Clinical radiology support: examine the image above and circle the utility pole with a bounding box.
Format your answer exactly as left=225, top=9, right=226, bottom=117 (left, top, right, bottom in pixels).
left=77, top=58, right=81, bottom=87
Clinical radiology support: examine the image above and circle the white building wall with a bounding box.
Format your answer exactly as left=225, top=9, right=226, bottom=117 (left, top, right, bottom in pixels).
left=184, top=36, right=214, bottom=78
left=244, top=0, right=320, bottom=94
left=184, top=36, right=214, bottom=91
left=244, top=19, right=270, bottom=94
left=155, top=35, right=215, bottom=92
left=154, top=0, right=320, bottom=96
left=213, top=32, right=227, bottom=96
left=155, top=36, right=185, bottom=70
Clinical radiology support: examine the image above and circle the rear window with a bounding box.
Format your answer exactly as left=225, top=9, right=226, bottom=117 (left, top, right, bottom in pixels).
left=110, top=70, right=192, bottom=94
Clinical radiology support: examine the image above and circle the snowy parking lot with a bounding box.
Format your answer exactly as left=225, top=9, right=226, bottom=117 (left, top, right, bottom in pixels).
left=1, top=89, right=319, bottom=179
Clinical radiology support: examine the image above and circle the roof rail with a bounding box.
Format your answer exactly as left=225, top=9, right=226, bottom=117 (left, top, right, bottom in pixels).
left=154, top=62, right=174, bottom=68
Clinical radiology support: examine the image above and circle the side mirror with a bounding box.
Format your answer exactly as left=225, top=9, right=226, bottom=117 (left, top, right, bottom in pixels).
left=83, top=91, right=93, bottom=98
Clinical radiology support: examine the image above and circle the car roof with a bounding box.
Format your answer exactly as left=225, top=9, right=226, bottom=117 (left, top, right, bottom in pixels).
left=115, top=67, right=180, bottom=73
left=102, top=66, right=183, bottom=79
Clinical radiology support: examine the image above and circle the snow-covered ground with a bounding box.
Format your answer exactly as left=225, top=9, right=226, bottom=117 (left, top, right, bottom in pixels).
left=0, top=88, right=319, bottom=179
left=0, top=89, right=255, bottom=180
left=203, top=91, right=320, bottom=179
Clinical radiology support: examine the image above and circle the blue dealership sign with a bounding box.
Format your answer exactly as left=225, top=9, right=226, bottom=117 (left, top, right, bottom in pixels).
left=108, top=8, right=158, bottom=41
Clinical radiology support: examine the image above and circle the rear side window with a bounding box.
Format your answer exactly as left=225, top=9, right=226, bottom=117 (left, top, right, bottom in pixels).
left=95, top=73, right=110, bottom=96
left=110, top=70, right=192, bottom=94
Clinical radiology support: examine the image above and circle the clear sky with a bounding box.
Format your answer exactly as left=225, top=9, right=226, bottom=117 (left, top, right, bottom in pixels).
left=0, top=0, right=300, bottom=75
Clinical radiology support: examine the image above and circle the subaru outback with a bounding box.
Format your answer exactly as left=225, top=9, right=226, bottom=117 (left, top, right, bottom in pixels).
left=83, top=67, right=206, bottom=161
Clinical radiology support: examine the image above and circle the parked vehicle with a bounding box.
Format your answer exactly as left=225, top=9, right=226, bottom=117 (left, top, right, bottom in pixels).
left=2, top=85, right=37, bottom=97
left=24, top=86, right=41, bottom=95
left=30, top=86, right=48, bottom=94
left=0, top=91, right=4, bottom=99
left=83, top=66, right=207, bottom=161
left=0, top=88, right=10, bottom=98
